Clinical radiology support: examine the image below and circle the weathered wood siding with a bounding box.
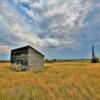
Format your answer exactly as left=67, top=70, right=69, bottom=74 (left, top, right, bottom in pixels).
left=11, top=48, right=29, bottom=70
left=28, top=48, right=44, bottom=70
left=11, top=46, right=44, bottom=71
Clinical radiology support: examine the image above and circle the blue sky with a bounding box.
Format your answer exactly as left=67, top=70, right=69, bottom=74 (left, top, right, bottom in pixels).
left=0, top=0, right=100, bottom=60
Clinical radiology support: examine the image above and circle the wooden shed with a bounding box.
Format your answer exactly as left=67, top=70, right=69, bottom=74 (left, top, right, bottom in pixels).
left=11, top=46, right=44, bottom=71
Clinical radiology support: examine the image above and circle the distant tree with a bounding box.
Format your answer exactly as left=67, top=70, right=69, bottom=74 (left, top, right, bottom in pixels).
left=53, top=59, right=56, bottom=62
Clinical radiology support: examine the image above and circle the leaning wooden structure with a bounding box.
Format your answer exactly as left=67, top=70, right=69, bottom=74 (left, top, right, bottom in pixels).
left=11, top=46, right=44, bottom=71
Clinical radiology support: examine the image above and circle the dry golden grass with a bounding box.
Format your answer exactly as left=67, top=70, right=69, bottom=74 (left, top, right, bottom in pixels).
left=0, top=63, right=10, bottom=67
left=0, top=61, right=100, bottom=100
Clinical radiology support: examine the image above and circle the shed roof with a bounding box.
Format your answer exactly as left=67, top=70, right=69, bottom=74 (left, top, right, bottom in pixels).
left=11, top=46, right=44, bottom=57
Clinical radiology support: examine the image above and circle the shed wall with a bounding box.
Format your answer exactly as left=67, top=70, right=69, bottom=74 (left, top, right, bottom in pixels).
left=28, top=48, right=44, bottom=70
left=11, top=49, right=29, bottom=70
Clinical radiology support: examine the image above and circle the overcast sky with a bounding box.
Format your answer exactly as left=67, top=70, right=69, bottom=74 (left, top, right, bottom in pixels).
left=0, top=0, right=100, bottom=60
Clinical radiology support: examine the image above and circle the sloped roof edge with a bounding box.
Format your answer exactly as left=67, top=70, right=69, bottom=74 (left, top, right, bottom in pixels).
left=11, top=45, right=44, bottom=57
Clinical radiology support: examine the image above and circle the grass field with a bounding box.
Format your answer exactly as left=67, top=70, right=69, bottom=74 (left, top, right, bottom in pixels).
left=0, top=60, right=100, bottom=100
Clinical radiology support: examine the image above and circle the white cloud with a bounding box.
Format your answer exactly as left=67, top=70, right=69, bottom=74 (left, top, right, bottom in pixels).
left=26, top=9, right=42, bottom=21
left=15, top=0, right=30, bottom=3
left=44, top=38, right=76, bottom=47
left=44, top=0, right=92, bottom=32
left=0, top=43, right=10, bottom=53
left=32, top=1, right=43, bottom=9
left=15, top=0, right=92, bottom=34
left=0, top=0, right=97, bottom=55
left=0, top=1, right=44, bottom=49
